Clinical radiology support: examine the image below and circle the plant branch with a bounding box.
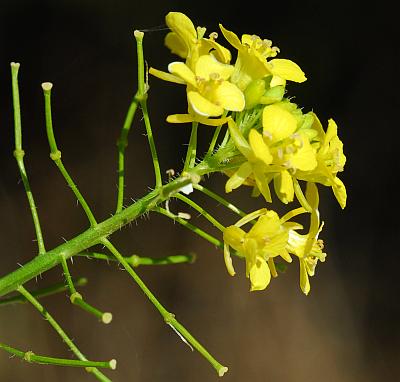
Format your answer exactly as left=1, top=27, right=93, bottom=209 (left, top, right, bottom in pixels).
left=60, top=256, right=112, bottom=324
left=0, top=277, right=87, bottom=307
left=100, top=238, right=228, bottom=377
left=17, top=285, right=112, bottom=381
left=41, top=82, right=97, bottom=227
left=0, top=342, right=116, bottom=370
left=77, top=252, right=196, bottom=267
left=134, top=30, right=162, bottom=188
left=116, top=91, right=140, bottom=213
left=11, top=62, right=46, bottom=255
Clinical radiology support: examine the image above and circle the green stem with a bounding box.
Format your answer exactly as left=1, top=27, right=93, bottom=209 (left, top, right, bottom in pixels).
left=116, top=91, right=140, bottom=213
left=207, top=111, right=228, bottom=156
left=184, top=121, right=199, bottom=171
left=77, top=252, right=196, bottom=267
left=41, top=83, right=97, bottom=227
left=175, top=193, right=225, bottom=232
left=0, top=277, right=87, bottom=307
left=0, top=343, right=116, bottom=369
left=11, top=62, right=46, bottom=255
left=0, top=175, right=194, bottom=298
left=17, top=286, right=111, bottom=382
left=154, top=207, right=223, bottom=249
left=60, top=256, right=112, bottom=324
left=100, top=238, right=228, bottom=377
left=134, top=30, right=162, bottom=188
left=193, top=184, right=246, bottom=218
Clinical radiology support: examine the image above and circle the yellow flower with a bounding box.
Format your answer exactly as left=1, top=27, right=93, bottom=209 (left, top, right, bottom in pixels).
left=164, top=12, right=231, bottom=70
left=297, top=114, right=347, bottom=208
left=226, top=104, right=318, bottom=206
left=150, top=55, right=245, bottom=125
left=225, top=119, right=274, bottom=201
left=219, top=24, right=306, bottom=91
left=287, top=183, right=326, bottom=295
left=223, top=209, right=290, bottom=291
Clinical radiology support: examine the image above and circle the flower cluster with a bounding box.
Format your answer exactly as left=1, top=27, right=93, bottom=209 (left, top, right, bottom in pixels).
left=151, top=12, right=347, bottom=294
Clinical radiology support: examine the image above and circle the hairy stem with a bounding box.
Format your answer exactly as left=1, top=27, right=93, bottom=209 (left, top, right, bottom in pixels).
left=0, top=176, right=193, bottom=297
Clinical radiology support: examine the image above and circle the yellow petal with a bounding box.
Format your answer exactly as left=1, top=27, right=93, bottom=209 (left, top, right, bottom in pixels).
left=219, top=24, right=243, bottom=51
left=274, top=170, right=294, bottom=204
left=165, top=12, right=197, bottom=49
left=269, top=59, right=307, bottom=83
left=223, top=226, right=245, bottom=252
left=248, top=129, right=272, bottom=165
left=253, top=166, right=272, bottom=202
left=249, top=257, right=271, bottom=291
left=149, top=67, right=186, bottom=85
left=223, top=243, right=236, bottom=276
left=166, top=114, right=194, bottom=124
left=225, top=161, right=253, bottom=193
left=227, top=119, right=253, bottom=159
left=195, top=54, right=234, bottom=80
left=290, top=134, right=317, bottom=171
left=165, top=32, right=188, bottom=59
left=263, top=104, right=298, bottom=142
left=332, top=177, right=347, bottom=209
left=299, top=260, right=311, bottom=295
left=203, top=39, right=231, bottom=63
left=187, top=91, right=224, bottom=117
left=168, top=62, right=197, bottom=87
left=213, top=81, right=245, bottom=111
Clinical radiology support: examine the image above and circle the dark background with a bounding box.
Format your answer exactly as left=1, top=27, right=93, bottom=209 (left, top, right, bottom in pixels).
left=0, top=1, right=398, bottom=381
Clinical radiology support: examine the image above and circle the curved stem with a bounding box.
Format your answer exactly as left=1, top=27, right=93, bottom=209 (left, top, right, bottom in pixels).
left=175, top=193, right=225, bottom=232
left=11, top=63, right=46, bottom=255
left=100, top=238, right=228, bottom=377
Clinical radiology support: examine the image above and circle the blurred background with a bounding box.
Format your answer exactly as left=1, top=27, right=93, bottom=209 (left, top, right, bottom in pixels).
left=0, top=0, right=398, bottom=381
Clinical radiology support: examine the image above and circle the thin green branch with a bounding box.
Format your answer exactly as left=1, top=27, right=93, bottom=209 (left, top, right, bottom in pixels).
left=0, top=277, right=87, bottom=307
left=134, top=30, right=162, bottom=188
left=100, top=238, right=228, bottom=377
left=11, top=62, right=46, bottom=255
left=193, top=184, right=246, bottom=218
left=116, top=91, right=140, bottom=213
left=154, top=207, right=223, bottom=249
left=184, top=121, right=199, bottom=172
left=17, top=285, right=111, bottom=382
left=77, top=252, right=196, bottom=267
left=60, top=256, right=112, bottom=324
left=207, top=111, right=228, bottom=156
left=175, top=193, right=225, bottom=232
left=41, top=83, right=97, bottom=227
left=0, top=342, right=116, bottom=369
